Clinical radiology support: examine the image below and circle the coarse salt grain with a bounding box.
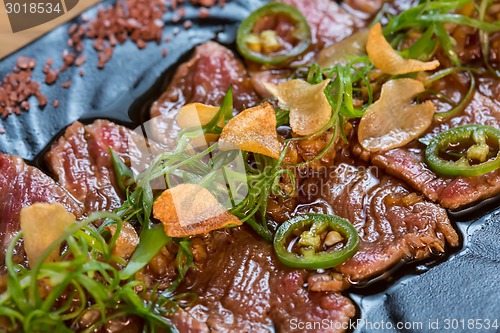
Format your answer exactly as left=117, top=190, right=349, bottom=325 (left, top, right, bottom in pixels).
left=61, top=80, right=72, bottom=89
left=199, top=8, right=210, bottom=18
left=0, top=58, right=48, bottom=121
left=75, top=54, right=86, bottom=67
left=183, top=20, right=193, bottom=30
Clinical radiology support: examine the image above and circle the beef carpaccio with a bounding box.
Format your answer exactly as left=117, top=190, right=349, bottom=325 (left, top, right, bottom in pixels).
left=45, top=119, right=154, bottom=215
left=354, top=88, right=500, bottom=210
left=0, top=154, right=83, bottom=268
left=302, top=162, right=458, bottom=282
left=1, top=0, right=500, bottom=332
left=179, top=227, right=355, bottom=333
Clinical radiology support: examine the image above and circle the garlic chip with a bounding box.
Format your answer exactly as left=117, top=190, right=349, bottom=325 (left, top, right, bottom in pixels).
left=218, top=102, right=281, bottom=159
left=105, top=222, right=140, bottom=260
left=263, top=79, right=331, bottom=136
left=366, top=23, right=440, bottom=75
left=20, top=202, right=75, bottom=268
left=177, top=102, right=222, bottom=145
left=177, top=103, right=222, bottom=128
left=153, top=183, right=242, bottom=238
left=317, top=29, right=369, bottom=68
left=358, top=78, right=435, bottom=152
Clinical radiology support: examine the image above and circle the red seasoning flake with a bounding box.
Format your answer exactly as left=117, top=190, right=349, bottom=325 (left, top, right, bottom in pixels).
left=183, top=20, right=193, bottom=30
left=43, top=57, right=59, bottom=85
left=63, top=0, right=225, bottom=70
left=53, top=100, right=60, bottom=108
left=162, top=48, right=168, bottom=57
left=68, top=23, right=78, bottom=35
left=61, top=50, right=77, bottom=72
left=45, top=69, right=60, bottom=85
left=61, top=80, right=72, bottom=89
left=16, top=56, right=36, bottom=70
left=172, top=7, right=186, bottom=23
left=0, top=57, right=48, bottom=121
left=0, top=126, right=5, bottom=134
left=35, top=91, right=48, bottom=107
left=75, top=54, right=86, bottom=67
left=97, top=47, right=114, bottom=69
left=199, top=8, right=210, bottom=18
left=43, top=58, right=53, bottom=74
left=79, top=70, right=85, bottom=77
left=66, top=0, right=170, bottom=69
left=20, top=101, right=30, bottom=110
left=137, top=39, right=147, bottom=49
left=191, top=0, right=217, bottom=6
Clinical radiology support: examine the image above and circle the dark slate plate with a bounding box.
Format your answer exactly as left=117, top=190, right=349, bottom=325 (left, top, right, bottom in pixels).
left=1, top=1, right=499, bottom=332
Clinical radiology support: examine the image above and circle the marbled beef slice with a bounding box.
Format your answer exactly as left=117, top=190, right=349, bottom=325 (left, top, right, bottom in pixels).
left=180, top=227, right=356, bottom=333
left=0, top=153, right=83, bottom=267
left=356, top=89, right=500, bottom=210
left=45, top=119, right=153, bottom=214
left=318, top=164, right=459, bottom=281
left=151, top=41, right=260, bottom=118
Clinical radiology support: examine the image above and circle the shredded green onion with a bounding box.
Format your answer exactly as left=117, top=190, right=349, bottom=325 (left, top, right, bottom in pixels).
left=1, top=213, right=184, bottom=332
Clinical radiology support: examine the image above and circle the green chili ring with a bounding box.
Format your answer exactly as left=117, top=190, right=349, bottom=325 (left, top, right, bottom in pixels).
left=236, top=3, right=311, bottom=65
left=425, top=124, right=500, bottom=177
left=273, top=213, right=359, bottom=270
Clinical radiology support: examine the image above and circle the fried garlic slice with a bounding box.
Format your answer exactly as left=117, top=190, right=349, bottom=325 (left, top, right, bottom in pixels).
left=153, top=183, right=242, bottom=238
left=218, top=102, right=281, bottom=159
left=105, top=222, right=140, bottom=260
left=20, top=202, right=75, bottom=268
left=177, top=102, right=222, bottom=144
left=366, top=23, right=440, bottom=75
left=358, top=78, right=435, bottom=152
left=318, top=29, right=369, bottom=68
left=263, top=79, right=331, bottom=136
left=177, top=103, right=223, bottom=128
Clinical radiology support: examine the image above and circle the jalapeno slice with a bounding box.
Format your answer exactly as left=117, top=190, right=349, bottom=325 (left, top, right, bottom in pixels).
left=425, top=124, right=500, bottom=177
left=273, top=214, right=359, bottom=270
left=236, top=2, right=311, bottom=65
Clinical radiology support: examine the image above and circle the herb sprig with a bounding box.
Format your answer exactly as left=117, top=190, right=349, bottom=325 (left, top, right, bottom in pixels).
left=0, top=213, right=188, bottom=332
